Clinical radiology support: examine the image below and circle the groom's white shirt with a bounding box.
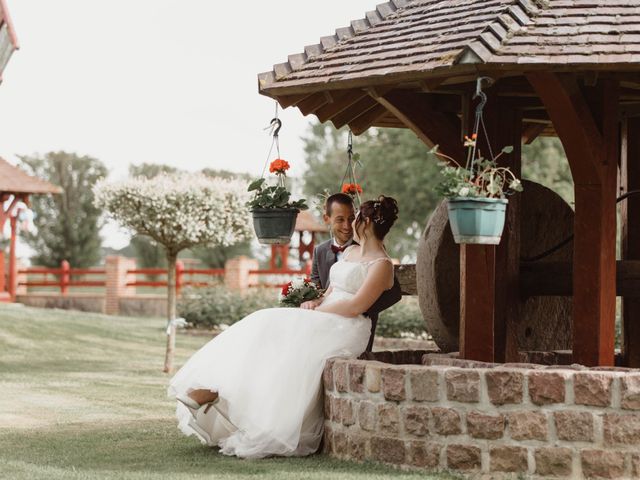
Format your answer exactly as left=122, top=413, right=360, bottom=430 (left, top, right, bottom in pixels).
left=332, top=238, right=354, bottom=261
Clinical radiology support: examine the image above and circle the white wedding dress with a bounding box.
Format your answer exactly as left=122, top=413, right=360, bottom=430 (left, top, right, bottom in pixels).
left=168, top=255, right=391, bottom=459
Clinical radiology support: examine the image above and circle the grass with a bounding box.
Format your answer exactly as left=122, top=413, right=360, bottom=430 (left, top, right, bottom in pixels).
left=0, top=304, right=457, bottom=480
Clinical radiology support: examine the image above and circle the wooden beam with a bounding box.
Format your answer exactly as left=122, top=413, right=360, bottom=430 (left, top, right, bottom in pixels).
left=315, top=90, right=368, bottom=123
left=529, top=73, right=617, bottom=367
left=621, top=117, right=640, bottom=367
left=276, top=94, right=309, bottom=109
left=348, top=105, right=388, bottom=135
left=331, top=97, right=379, bottom=129
left=297, top=92, right=331, bottom=116
left=374, top=91, right=463, bottom=159
left=522, top=123, right=547, bottom=145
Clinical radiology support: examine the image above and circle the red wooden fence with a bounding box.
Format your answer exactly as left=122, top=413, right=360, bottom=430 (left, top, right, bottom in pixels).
left=18, top=260, right=106, bottom=294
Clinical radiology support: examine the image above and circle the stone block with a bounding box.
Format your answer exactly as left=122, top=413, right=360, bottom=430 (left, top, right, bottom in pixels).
left=333, top=430, right=348, bottom=458
left=431, top=407, right=462, bottom=435
left=554, top=411, right=594, bottom=442
left=409, top=368, right=439, bottom=402
left=446, top=444, right=481, bottom=471
left=507, top=411, right=548, bottom=441
left=347, top=434, right=367, bottom=462
left=403, top=406, right=430, bottom=437
left=574, top=372, right=613, bottom=407
left=407, top=441, right=440, bottom=468
left=382, top=367, right=406, bottom=401
left=322, top=424, right=333, bottom=454
left=528, top=371, right=565, bottom=405
left=632, top=453, right=640, bottom=477
left=581, top=449, right=625, bottom=479
left=371, top=436, right=406, bottom=465
left=486, top=370, right=524, bottom=405
left=348, top=363, right=366, bottom=394
left=366, top=364, right=381, bottom=393
left=330, top=396, right=341, bottom=423
left=358, top=401, right=376, bottom=432
left=534, top=447, right=573, bottom=477
left=334, top=360, right=349, bottom=393
left=445, top=369, right=480, bottom=403
left=603, top=413, right=640, bottom=445
left=490, top=446, right=528, bottom=473
left=339, top=398, right=355, bottom=426
left=621, top=374, right=640, bottom=410
left=323, top=393, right=332, bottom=420
left=377, top=403, right=400, bottom=435
left=466, top=410, right=504, bottom=439
left=323, top=362, right=334, bottom=391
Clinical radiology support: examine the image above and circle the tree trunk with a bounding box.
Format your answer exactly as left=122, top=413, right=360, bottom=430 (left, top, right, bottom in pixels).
left=163, top=251, right=178, bottom=373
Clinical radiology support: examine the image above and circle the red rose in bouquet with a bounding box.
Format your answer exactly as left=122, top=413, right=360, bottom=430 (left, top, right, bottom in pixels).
left=279, top=277, right=323, bottom=308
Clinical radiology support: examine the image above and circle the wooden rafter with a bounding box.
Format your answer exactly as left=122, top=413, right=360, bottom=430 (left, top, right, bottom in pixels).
left=348, top=105, right=388, bottom=135
left=315, top=90, right=369, bottom=123
left=297, top=92, right=331, bottom=116
left=331, top=97, right=379, bottom=129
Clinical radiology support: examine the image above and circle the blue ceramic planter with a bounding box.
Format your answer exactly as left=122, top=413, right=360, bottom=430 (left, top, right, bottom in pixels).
left=446, top=197, right=508, bottom=245
left=252, top=208, right=299, bottom=245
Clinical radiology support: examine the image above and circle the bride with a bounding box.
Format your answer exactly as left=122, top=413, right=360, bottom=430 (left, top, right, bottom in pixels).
left=168, top=196, right=399, bottom=458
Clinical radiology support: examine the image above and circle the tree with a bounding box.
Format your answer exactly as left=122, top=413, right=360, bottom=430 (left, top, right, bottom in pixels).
left=19, top=151, right=108, bottom=268
left=302, top=122, right=441, bottom=261
left=522, top=137, right=574, bottom=205
left=94, top=173, right=252, bottom=372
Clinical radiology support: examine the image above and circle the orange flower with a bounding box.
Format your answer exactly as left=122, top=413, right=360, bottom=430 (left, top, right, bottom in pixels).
left=341, top=183, right=363, bottom=195
left=269, top=159, right=290, bottom=174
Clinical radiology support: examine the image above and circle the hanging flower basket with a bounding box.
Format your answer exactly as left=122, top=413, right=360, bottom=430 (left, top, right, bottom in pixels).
left=447, top=197, right=508, bottom=245
left=251, top=208, right=299, bottom=245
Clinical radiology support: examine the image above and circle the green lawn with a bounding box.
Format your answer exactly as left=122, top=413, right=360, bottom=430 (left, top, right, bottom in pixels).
left=0, top=304, right=457, bottom=480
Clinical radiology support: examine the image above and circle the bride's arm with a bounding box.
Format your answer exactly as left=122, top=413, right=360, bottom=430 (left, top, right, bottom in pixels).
left=315, top=261, right=393, bottom=317
left=300, top=286, right=333, bottom=310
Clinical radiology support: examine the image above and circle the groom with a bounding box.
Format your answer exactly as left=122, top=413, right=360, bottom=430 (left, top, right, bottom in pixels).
left=310, top=193, right=402, bottom=352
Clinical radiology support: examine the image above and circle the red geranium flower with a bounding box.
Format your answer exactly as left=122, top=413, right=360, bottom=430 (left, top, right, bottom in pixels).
left=341, top=183, right=363, bottom=195
left=269, top=159, right=290, bottom=175
left=281, top=281, right=292, bottom=297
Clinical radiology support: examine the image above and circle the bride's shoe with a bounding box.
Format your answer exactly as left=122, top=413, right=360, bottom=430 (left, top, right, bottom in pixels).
left=176, top=392, right=219, bottom=418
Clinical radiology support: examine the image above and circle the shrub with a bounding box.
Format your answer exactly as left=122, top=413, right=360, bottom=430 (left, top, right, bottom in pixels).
left=376, top=296, right=426, bottom=339
left=178, top=286, right=277, bottom=329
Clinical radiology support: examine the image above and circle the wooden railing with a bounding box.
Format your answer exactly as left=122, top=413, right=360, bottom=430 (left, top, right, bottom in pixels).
left=126, top=261, right=225, bottom=294
left=18, top=260, right=106, bottom=294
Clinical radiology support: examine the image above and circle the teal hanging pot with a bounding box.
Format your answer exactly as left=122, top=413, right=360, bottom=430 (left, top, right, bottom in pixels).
left=251, top=208, right=299, bottom=245
left=447, top=197, right=508, bottom=245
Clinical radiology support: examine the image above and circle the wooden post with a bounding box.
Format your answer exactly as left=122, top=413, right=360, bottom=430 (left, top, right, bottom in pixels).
left=621, top=117, right=640, bottom=367
left=60, top=260, right=70, bottom=296
left=8, top=215, right=17, bottom=301
left=528, top=73, right=617, bottom=366
left=458, top=94, right=522, bottom=362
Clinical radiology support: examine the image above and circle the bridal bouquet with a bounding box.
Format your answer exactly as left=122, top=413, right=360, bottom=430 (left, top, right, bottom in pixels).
left=280, top=277, right=323, bottom=308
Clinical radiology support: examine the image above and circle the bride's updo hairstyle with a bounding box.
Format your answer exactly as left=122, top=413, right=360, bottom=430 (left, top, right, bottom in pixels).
left=354, top=195, right=399, bottom=242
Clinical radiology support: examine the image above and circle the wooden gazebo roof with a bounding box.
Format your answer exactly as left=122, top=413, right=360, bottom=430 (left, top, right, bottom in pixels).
left=259, top=0, right=640, bottom=139
left=0, top=158, right=62, bottom=195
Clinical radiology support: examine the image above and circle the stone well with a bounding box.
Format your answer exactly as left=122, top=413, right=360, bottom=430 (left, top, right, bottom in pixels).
left=322, top=351, right=640, bottom=479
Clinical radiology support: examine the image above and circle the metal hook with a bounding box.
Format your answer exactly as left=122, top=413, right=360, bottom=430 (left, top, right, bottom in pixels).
left=347, top=130, right=353, bottom=156
left=473, top=76, right=494, bottom=115
left=270, top=117, right=282, bottom=137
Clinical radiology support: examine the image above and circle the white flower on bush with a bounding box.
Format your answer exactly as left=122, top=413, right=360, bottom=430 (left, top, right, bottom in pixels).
left=458, top=186, right=470, bottom=197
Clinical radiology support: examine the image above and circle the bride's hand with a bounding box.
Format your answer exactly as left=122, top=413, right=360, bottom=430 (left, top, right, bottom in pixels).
left=300, top=299, right=322, bottom=310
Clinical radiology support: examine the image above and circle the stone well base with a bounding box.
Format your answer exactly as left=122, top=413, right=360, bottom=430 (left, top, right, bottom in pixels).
left=322, top=351, right=640, bottom=479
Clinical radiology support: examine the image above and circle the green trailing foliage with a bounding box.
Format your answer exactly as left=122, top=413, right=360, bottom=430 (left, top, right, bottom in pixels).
left=247, top=178, right=308, bottom=210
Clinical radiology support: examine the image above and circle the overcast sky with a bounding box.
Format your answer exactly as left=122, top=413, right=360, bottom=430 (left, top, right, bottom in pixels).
left=0, top=0, right=378, bottom=249
left=0, top=0, right=375, bottom=180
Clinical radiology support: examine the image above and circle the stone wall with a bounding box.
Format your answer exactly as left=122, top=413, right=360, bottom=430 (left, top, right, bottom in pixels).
left=323, top=352, right=640, bottom=479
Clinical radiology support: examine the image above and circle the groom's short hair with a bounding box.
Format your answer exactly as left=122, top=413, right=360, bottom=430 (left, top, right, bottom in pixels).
left=325, top=193, right=354, bottom=216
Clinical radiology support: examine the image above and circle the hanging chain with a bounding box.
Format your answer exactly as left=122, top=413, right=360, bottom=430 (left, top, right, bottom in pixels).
left=340, top=130, right=362, bottom=207
left=261, top=102, right=282, bottom=179
left=468, top=76, right=495, bottom=171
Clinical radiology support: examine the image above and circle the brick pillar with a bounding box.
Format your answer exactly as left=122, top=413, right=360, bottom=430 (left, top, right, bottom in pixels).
left=224, top=256, right=258, bottom=292
left=15, top=259, right=27, bottom=296
left=105, top=256, right=136, bottom=315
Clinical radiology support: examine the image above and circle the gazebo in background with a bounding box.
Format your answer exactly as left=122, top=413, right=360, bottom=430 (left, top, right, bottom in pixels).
left=0, top=158, right=62, bottom=301
left=269, top=210, right=326, bottom=271
left=259, top=0, right=640, bottom=367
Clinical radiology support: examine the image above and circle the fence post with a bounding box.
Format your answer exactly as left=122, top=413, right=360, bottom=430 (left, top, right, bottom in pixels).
left=61, top=260, right=70, bottom=295
left=224, top=256, right=259, bottom=292
left=105, top=256, right=137, bottom=315
left=176, top=260, right=184, bottom=296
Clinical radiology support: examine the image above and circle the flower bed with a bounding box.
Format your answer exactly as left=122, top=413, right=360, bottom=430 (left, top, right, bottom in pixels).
left=322, top=351, right=640, bottom=479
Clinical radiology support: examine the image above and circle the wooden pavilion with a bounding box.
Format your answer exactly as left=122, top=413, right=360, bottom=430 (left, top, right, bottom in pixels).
left=0, top=158, right=62, bottom=301
left=258, top=0, right=640, bottom=367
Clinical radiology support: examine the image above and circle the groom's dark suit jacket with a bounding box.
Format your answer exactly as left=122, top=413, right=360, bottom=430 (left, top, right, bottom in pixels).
left=310, top=239, right=402, bottom=352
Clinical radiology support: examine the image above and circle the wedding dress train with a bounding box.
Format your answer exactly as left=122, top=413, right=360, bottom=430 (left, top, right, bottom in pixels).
left=168, top=257, right=390, bottom=458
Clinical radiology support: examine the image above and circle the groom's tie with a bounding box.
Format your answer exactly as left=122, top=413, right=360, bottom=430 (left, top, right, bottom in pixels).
left=331, top=244, right=348, bottom=255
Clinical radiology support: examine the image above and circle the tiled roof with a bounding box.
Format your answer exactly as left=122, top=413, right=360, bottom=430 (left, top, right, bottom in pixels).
left=0, top=158, right=62, bottom=195
left=259, top=0, right=640, bottom=96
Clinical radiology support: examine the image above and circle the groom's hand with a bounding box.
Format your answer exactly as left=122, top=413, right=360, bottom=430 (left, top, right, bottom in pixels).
left=300, top=299, right=322, bottom=310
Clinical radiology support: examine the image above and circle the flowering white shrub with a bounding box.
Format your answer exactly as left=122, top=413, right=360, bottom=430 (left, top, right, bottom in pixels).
left=94, top=173, right=253, bottom=372
left=94, top=173, right=253, bottom=251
